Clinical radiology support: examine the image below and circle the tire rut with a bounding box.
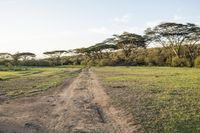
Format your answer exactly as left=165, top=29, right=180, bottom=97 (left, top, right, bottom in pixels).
left=0, top=68, right=140, bottom=133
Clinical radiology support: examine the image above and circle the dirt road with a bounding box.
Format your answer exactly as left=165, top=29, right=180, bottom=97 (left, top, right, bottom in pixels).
left=0, top=69, right=140, bottom=133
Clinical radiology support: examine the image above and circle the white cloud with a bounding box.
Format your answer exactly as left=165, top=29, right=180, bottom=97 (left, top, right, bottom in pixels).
left=146, top=20, right=162, bottom=27
left=113, top=14, right=131, bottom=24
left=173, top=15, right=183, bottom=21
left=145, top=15, right=186, bottom=29
left=123, top=26, right=144, bottom=34
left=88, top=27, right=110, bottom=34
left=171, top=15, right=200, bottom=25
left=88, top=25, right=145, bottom=36
left=88, top=13, right=145, bottom=35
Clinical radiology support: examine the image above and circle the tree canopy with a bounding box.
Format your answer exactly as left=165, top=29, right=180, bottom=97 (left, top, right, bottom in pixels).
left=113, top=32, right=146, bottom=57
left=1, top=22, right=200, bottom=67
left=145, top=22, right=200, bottom=57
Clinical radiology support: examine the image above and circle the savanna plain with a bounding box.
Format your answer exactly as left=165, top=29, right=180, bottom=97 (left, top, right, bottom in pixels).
left=0, top=66, right=199, bottom=133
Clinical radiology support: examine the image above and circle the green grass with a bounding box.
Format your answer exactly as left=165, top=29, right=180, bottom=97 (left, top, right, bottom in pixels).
left=0, top=66, right=82, bottom=98
left=93, top=66, right=200, bottom=133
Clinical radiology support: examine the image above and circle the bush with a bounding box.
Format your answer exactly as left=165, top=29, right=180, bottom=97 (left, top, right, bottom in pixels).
left=194, top=56, right=200, bottom=68
left=171, top=57, right=190, bottom=67
left=99, top=59, right=110, bottom=66
left=87, top=60, right=96, bottom=66
left=133, top=56, right=146, bottom=66
left=80, top=60, right=88, bottom=66
left=5, top=62, right=13, bottom=69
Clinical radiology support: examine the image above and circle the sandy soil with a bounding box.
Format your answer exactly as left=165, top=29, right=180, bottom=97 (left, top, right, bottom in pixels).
left=0, top=69, right=140, bottom=133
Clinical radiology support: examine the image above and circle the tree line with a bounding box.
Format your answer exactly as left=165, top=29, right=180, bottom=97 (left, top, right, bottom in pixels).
left=1, top=22, right=200, bottom=68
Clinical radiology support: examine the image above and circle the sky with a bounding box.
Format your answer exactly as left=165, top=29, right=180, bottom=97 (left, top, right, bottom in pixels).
left=0, top=0, right=200, bottom=57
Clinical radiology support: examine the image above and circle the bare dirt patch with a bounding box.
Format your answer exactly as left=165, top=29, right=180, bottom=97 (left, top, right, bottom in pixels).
left=0, top=69, right=140, bottom=133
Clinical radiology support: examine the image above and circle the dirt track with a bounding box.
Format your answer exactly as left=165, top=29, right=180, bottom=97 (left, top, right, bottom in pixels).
left=0, top=69, right=139, bottom=133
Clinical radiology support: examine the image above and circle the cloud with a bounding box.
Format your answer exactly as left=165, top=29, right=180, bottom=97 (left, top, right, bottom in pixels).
left=173, top=15, right=183, bottom=21
left=123, top=26, right=144, bottom=34
left=88, top=27, right=110, bottom=34
left=146, top=20, right=162, bottom=27
left=88, top=13, right=146, bottom=35
left=145, top=14, right=186, bottom=28
left=88, top=25, right=145, bottom=36
left=88, top=14, right=200, bottom=38
left=171, top=15, right=200, bottom=25
left=113, top=14, right=131, bottom=24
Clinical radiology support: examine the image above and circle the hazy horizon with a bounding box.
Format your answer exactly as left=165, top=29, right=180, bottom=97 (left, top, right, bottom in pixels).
left=0, top=0, right=200, bottom=57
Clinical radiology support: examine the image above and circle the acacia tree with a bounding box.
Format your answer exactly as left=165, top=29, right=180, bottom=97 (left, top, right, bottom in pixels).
left=145, top=22, right=200, bottom=59
left=88, top=43, right=118, bottom=60
left=43, top=50, right=68, bottom=65
left=11, top=52, right=22, bottom=66
left=18, top=52, right=36, bottom=66
left=18, top=52, right=36, bottom=61
left=113, top=32, right=146, bottom=57
left=74, top=48, right=92, bottom=65
left=75, top=41, right=118, bottom=65
left=0, top=53, right=12, bottom=60
left=10, top=52, right=36, bottom=66
left=101, top=38, right=118, bottom=58
left=0, top=53, right=12, bottom=66
left=75, top=48, right=92, bottom=59
left=184, top=23, right=200, bottom=63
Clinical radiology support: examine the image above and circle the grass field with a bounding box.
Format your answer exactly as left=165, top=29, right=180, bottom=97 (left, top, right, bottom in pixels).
left=93, top=66, right=200, bottom=132
left=1, top=65, right=199, bottom=132
left=0, top=65, right=81, bottom=98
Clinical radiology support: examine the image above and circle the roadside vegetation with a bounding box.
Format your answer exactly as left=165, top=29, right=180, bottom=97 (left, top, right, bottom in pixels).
left=0, top=65, right=81, bottom=98
left=93, top=66, right=200, bottom=132
left=1, top=22, right=200, bottom=68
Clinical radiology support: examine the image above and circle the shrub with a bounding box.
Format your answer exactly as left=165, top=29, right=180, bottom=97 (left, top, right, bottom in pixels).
left=80, top=60, right=88, bottom=66
left=99, top=59, right=110, bottom=66
left=5, top=62, right=13, bottom=68
left=171, top=57, right=190, bottom=67
left=87, top=60, right=96, bottom=66
left=194, top=56, right=200, bottom=68
left=134, top=56, right=146, bottom=66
